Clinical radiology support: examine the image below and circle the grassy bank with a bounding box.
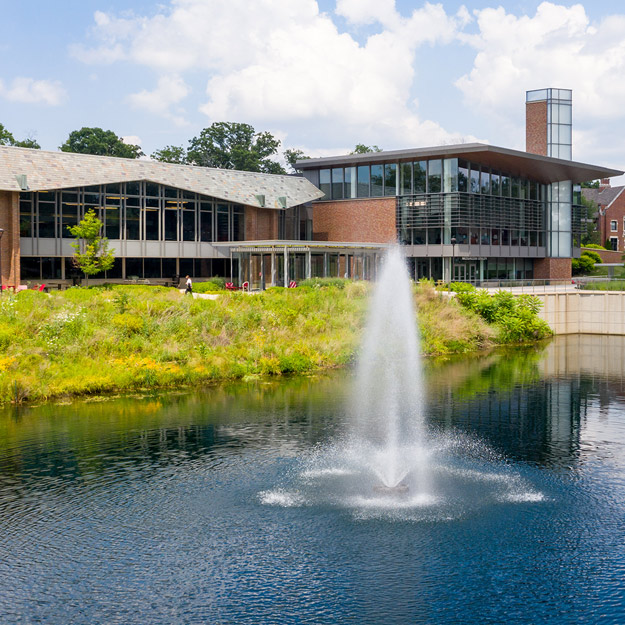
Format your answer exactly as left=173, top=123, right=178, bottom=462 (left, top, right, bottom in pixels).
left=0, top=281, right=548, bottom=404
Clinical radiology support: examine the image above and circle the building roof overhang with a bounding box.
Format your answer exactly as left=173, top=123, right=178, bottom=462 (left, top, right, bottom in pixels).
left=0, top=146, right=324, bottom=209
left=295, top=142, right=623, bottom=185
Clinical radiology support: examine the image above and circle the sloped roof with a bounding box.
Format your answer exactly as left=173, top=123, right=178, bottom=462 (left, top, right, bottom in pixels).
left=296, top=142, right=623, bottom=185
left=582, top=185, right=624, bottom=209
left=0, top=146, right=323, bottom=209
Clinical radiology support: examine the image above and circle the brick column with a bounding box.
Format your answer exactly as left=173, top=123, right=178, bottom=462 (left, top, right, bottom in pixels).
left=0, top=191, right=20, bottom=286
left=526, top=101, right=548, bottom=156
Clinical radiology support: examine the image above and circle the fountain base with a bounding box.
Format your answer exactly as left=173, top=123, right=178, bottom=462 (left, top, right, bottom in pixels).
left=373, top=483, right=409, bottom=495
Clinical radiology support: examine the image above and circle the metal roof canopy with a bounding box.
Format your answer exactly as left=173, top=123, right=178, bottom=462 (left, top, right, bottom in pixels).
left=295, top=142, right=623, bottom=185
left=221, top=240, right=390, bottom=253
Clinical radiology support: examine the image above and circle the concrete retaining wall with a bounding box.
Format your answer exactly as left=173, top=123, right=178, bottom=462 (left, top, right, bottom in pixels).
left=538, top=291, right=625, bottom=335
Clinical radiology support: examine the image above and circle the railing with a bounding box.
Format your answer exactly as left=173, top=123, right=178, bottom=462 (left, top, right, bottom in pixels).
left=443, top=277, right=625, bottom=293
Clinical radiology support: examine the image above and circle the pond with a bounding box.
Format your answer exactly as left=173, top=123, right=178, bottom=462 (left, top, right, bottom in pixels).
left=1, top=335, right=624, bottom=624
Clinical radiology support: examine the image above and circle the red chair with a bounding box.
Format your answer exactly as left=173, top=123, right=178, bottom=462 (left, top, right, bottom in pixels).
left=288, top=280, right=297, bottom=288
left=38, top=284, right=46, bottom=292
left=241, top=281, right=249, bottom=291
left=225, top=282, right=237, bottom=291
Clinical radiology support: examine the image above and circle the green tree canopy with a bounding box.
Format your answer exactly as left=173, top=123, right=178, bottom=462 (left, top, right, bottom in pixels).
left=581, top=180, right=600, bottom=188
left=351, top=143, right=382, bottom=154
left=0, top=123, right=41, bottom=149
left=186, top=122, right=285, bottom=173
left=68, top=209, right=115, bottom=280
left=284, top=148, right=310, bottom=172
left=60, top=127, right=143, bottom=159
left=151, top=145, right=188, bottom=164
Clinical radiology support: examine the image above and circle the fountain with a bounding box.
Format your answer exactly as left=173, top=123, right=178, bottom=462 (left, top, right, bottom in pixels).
left=349, top=247, right=427, bottom=495
left=260, top=247, right=544, bottom=519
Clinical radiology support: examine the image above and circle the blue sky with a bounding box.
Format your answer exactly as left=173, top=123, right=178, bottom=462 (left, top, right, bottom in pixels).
left=2, top=0, right=625, bottom=179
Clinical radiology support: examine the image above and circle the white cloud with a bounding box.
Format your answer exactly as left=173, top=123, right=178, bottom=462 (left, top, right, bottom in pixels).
left=72, top=0, right=473, bottom=148
left=121, top=135, right=142, bottom=146
left=127, top=74, right=190, bottom=126
left=456, top=2, right=625, bottom=126
left=0, top=77, right=66, bottom=106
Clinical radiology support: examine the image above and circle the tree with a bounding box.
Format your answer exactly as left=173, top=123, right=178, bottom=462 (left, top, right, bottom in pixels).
left=580, top=194, right=602, bottom=246
left=284, top=148, right=310, bottom=172
left=351, top=143, right=382, bottom=154
left=186, top=122, right=285, bottom=173
left=0, top=124, right=41, bottom=149
left=13, top=137, right=41, bottom=149
left=68, top=209, right=115, bottom=282
left=0, top=124, right=15, bottom=146
left=151, top=145, right=188, bottom=164
left=581, top=180, right=600, bottom=188
left=60, top=127, right=143, bottom=159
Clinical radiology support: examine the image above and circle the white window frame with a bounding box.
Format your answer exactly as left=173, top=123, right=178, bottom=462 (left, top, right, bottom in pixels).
left=611, top=220, right=618, bottom=232
left=610, top=236, right=619, bottom=251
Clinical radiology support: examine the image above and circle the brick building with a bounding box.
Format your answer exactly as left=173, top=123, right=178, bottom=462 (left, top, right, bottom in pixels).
left=582, top=180, right=625, bottom=253
left=0, top=88, right=621, bottom=287
left=295, top=88, right=621, bottom=282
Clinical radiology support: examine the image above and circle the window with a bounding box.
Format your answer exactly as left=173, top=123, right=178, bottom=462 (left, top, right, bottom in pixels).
left=357, top=166, right=370, bottom=198
left=370, top=165, right=384, bottom=197
left=384, top=164, right=397, bottom=196
left=331, top=168, right=344, bottom=199
left=610, top=237, right=618, bottom=251
left=319, top=169, right=331, bottom=199
left=611, top=220, right=618, bottom=232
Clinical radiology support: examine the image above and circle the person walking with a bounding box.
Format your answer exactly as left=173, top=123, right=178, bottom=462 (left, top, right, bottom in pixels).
left=185, top=275, right=193, bottom=295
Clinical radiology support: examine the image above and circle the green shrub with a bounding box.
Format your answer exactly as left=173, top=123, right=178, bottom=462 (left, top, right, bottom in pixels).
left=455, top=289, right=551, bottom=343
left=299, top=277, right=351, bottom=289
left=583, top=244, right=607, bottom=250
left=194, top=278, right=226, bottom=293
left=448, top=282, right=476, bottom=293
left=572, top=253, right=597, bottom=275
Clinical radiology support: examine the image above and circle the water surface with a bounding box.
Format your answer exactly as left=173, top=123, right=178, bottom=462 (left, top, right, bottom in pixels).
left=1, top=335, right=625, bottom=624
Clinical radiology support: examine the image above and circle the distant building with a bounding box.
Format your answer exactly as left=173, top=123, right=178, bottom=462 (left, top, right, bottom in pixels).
left=582, top=179, right=625, bottom=252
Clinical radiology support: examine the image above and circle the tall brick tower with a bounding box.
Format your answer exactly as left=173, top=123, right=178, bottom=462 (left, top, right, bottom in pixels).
left=526, top=88, right=572, bottom=159
left=526, top=88, right=574, bottom=278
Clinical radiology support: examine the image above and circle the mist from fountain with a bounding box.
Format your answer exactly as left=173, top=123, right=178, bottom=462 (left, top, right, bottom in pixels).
left=349, top=247, right=428, bottom=492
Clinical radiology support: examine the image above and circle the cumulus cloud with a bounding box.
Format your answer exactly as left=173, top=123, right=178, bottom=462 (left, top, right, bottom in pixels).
left=127, top=74, right=190, bottom=126
left=0, top=77, right=66, bottom=106
left=456, top=2, right=625, bottom=124
left=72, top=0, right=472, bottom=147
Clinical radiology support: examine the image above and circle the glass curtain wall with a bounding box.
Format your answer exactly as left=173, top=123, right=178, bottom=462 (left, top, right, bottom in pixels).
left=19, top=183, right=246, bottom=244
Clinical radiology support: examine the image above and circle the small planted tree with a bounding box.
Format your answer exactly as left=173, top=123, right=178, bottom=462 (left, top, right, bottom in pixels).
left=68, top=209, right=115, bottom=284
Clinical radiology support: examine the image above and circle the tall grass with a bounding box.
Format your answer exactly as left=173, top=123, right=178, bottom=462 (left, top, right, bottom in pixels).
left=0, top=281, right=541, bottom=405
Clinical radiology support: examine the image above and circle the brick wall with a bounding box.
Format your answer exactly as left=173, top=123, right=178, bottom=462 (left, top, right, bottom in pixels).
left=597, top=191, right=625, bottom=252
left=244, top=206, right=278, bottom=240
left=582, top=247, right=622, bottom=264
left=313, top=197, right=396, bottom=243
left=534, top=257, right=572, bottom=280
left=0, top=191, right=19, bottom=286
left=526, top=101, right=548, bottom=156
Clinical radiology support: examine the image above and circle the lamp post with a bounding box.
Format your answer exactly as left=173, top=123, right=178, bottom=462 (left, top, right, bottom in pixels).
left=450, top=236, right=457, bottom=283
left=0, top=228, right=4, bottom=292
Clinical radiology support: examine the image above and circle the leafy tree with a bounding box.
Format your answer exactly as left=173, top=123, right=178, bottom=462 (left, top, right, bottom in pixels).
left=0, top=123, right=15, bottom=146
left=13, top=137, right=40, bottom=149
left=68, top=209, right=115, bottom=282
left=351, top=143, right=382, bottom=154
left=151, top=145, right=187, bottom=164
left=60, top=127, right=143, bottom=159
left=581, top=180, right=600, bottom=188
left=580, top=194, right=601, bottom=246
left=186, top=122, right=285, bottom=173
left=0, top=124, right=41, bottom=149
left=284, top=148, right=310, bottom=172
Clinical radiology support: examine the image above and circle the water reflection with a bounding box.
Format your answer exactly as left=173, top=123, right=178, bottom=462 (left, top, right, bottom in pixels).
left=0, top=336, right=625, bottom=624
